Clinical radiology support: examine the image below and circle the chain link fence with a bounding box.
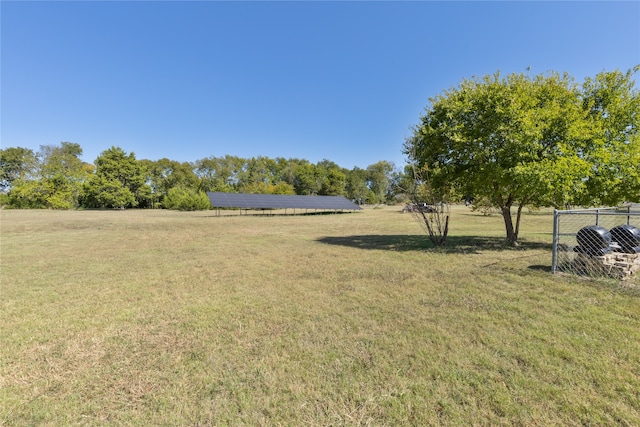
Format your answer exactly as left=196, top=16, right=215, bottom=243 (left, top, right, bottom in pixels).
left=552, top=205, right=640, bottom=282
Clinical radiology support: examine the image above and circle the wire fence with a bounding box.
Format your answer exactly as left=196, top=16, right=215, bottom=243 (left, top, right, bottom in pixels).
left=552, top=206, right=640, bottom=282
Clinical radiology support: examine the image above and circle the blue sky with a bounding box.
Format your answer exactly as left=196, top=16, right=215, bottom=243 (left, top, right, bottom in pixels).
left=2, top=1, right=639, bottom=170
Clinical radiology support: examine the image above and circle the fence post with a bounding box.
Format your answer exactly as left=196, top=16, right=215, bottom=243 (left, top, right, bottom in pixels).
left=552, top=209, right=559, bottom=274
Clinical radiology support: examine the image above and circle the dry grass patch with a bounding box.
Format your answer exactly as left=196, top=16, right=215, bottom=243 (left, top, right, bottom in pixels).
left=1, top=206, right=639, bottom=425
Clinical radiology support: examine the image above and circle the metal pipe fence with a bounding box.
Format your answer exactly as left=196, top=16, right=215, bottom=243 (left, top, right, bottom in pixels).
left=552, top=206, right=640, bottom=281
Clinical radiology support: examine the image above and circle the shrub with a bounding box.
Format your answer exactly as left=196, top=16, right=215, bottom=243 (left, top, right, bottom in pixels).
left=163, top=187, right=211, bottom=211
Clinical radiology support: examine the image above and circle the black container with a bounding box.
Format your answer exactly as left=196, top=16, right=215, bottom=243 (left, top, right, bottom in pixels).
left=610, top=224, right=640, bottom=253
left=573, top=245, right=612, bottom=257
left=576, top=225, right=611, bottom=249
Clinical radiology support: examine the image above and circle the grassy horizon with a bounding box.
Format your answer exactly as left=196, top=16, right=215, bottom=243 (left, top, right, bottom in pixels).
left=1, top=206, right=639, bottom=425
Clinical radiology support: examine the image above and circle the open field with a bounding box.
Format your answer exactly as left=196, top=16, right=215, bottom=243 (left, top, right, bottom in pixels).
left=1, top=206, right=639, bottom=426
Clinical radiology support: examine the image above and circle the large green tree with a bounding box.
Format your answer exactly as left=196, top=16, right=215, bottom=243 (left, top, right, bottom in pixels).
left=291, top=160, right=322, bottom=195
left=366, top=160, right=395, bottom=204
left=39, top=142, right=93, bottom=208
left=195, top=155, right=244, bottom=192
left=579, top=67, right=640, bottom=205
left=5, top=142, right=92, bottom=209
left=344, top=167, right=369, bottom=204
left=0, top=147, right=38, bottom=192
left=141, top=158, right=199, bottom=208
left=405, top=69, right=638, bottom=245
left=315, top=159, right=346, bottom=196
left=82, top=146, right=149, bottom=209
left=237, top=156, right=275, bottom=189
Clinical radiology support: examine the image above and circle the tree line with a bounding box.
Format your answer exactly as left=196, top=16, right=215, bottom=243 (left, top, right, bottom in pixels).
left=0, top=144, right=405, bottom=210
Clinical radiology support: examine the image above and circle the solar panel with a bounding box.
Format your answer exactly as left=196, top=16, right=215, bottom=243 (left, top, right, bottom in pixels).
left=207, top=192, right=362, bottom=210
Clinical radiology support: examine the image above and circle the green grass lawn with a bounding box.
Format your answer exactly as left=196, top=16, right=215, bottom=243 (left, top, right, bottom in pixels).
left=1, top=206, right=638, bottom=426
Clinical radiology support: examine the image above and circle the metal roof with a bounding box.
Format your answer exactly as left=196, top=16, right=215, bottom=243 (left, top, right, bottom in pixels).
left=207, top=192, right=362, bottom=210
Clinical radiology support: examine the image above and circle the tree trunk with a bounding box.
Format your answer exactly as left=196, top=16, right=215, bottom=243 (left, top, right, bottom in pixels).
left=514, top=203, right=524, bottom=243
left=501, top=205, right=519, bottom=246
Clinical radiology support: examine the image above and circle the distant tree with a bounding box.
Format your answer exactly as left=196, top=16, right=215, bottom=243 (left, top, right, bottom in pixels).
left=195, top=155, right=244, bottom=192
left=194, top=156, right=347, bottom=196
left=141, top=158, right=198, bottom=207
left=237, top=156, right=276, bottom=189
left=82, top=146, right=149, bottom=209
left=39, top=142, right=92, bottom=208
left=394, top=165, right=417, bottom=202
left=272, top=157, right=296, bottom=186
left=315, top=160, right=346, bottom=196
left=0, top=147, right=38, bottom=192
left=405, top=69, right=639, bottom=245
left=83, top=174, right=136, bottom=209
left=260, top=156, right=280, bottom=183
left=366, top=161, right=395, bottom=204
left=292, top=161, right=322, bottom=195
left=239, top=181, right=270, bottom=194
left=239, top=181, right=296, bottom=195
left=6, top=179, right=52, bottom=209
left=344, top=167, right=369, bottom=204
left=139, top=159, right=162, bottom=208
left=5, top=142, right=92, bottom=209
left=270, top=181, right=296, bottom=195
left=272, top=158, right=305, bottom=190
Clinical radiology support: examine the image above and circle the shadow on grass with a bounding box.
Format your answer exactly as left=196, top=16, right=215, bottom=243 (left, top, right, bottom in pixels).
left=528, top=264, right=553, bottom=273
left=316, top=234, right=552, bottom=254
